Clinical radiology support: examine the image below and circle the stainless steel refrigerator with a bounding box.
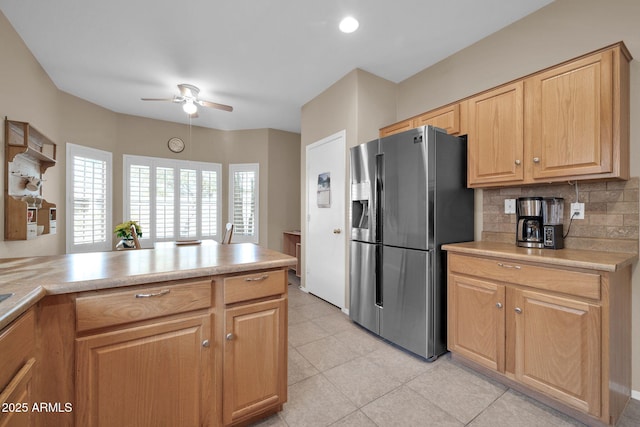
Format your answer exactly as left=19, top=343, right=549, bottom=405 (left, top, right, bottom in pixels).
left=349, top=126, right=473, bottom=360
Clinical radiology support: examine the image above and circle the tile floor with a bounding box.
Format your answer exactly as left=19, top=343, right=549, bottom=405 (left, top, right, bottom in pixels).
left=254, top=277, right=640, bottom=427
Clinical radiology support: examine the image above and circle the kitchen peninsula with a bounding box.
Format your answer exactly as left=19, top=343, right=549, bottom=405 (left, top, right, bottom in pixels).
left=0, top=242, right=296, bottom=426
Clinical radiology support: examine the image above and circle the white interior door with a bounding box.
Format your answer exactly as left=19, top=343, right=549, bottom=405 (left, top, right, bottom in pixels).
left=306, top=130, right=346, bottom=309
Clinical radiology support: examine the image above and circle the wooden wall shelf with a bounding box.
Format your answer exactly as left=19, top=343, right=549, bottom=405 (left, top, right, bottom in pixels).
left=4, top=118, right=57, bottom=241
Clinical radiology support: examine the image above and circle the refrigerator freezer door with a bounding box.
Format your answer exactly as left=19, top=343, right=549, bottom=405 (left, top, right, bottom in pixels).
left=380, top=127, right=431, bottom=251
left=350, top=139, right=379, bottom=243
left=380, top=245, right=432, bottom=358
left=349, top=241, right=380, bottom=333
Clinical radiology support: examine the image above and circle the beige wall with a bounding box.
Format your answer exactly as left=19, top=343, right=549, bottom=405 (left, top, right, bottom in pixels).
left=300, top=0, right=640, bottom=393
left=300, top=69, right=396, bottom=306
left=0, top=11, right=300, bottom=256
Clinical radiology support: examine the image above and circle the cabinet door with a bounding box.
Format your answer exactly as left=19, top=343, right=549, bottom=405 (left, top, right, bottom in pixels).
left=513, top=289, right=600, bottom=416
left=223, top=298, right=286, bottom=425
left=468, top=81, right=524, bottom=187
left=379, top=118, right=413, bottom=137
left=413, top=103, right=460, bottom=135
left=76, top=314, right=211, bottom=427
left=448, top=275, right=505, bottom=372
left=0, top=358, right=35, bottom=427
left=527, top=49, right=613, bottom=180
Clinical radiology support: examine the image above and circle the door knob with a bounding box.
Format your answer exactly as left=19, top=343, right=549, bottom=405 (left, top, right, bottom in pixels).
left=202, top=340, right=210, bottom=348
left=226, top=333, right=234, bottom=341
left=514, top=307, right=523, bottom=314
left=496, top=302, right=503, bottom=309
left=333, top=228, right=342, bottom=234
left=533, top=157, right=540, bottom=163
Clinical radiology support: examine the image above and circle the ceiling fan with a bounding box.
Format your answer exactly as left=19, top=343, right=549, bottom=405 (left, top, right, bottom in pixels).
left=141, top=83, right=233, bottom=117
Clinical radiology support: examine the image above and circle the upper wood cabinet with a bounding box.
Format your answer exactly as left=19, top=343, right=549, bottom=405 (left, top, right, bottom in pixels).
left=379, top=118, right=414, bottom=137
left=467, top=82, right=524, bottom=186
left=468, top=42, right=630, bottom=188
left=379, top=42, right=631, bottom=188
left=412, top=103, right=461, bottom=135
left=380, top=103, right=462, bottom=137
left=525, top=45, right=630, bottom=182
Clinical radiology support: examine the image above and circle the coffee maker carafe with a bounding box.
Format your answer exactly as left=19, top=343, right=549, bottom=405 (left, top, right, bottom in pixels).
left=516, top=197, right=544, bottom=248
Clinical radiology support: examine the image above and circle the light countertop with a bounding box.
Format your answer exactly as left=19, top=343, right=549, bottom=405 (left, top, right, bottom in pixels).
left=442, top=241, right=637, bottom=272
left=0, top=242, right=297, bottom=330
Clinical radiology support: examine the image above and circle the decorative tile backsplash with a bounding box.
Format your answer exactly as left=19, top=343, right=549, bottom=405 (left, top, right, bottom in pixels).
left=482, top=177, right=639, bottom=253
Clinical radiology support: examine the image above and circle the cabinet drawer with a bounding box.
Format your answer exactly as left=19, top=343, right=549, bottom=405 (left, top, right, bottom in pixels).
left=224, top=269, right=286, bottom=304
left=449, top=254, right=600, bottom=300
left=76, top=280, right=211, bottom=332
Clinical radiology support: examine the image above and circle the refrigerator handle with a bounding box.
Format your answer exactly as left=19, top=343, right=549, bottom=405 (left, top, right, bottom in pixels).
left=375, top=244, right=383, bottom=308
left=375, top=153, right=383, bottom=243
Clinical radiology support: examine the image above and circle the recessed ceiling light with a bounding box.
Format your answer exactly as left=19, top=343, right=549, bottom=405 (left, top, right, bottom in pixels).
left=339, top=16, right=359, bottom=33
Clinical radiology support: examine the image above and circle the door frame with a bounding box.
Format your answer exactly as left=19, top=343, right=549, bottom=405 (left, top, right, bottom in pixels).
left=304, top=130, right=347, bottom=313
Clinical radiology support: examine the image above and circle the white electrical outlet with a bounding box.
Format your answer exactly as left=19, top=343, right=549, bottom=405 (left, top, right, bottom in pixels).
left=504, top=199, right=516, bottom=214
left=571, top=202, right=585, bottom=220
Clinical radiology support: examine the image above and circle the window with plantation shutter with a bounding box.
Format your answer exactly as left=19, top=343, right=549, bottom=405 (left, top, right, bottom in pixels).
left=229, top=163, right=259, bottom=243
left=66, top=144, right=112, bottom=253
left=123, top=155, right=221, bottom=245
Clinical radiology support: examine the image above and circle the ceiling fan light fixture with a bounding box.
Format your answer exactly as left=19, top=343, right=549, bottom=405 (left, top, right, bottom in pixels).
left=339, top=16, right=359, bottom=33
left=183, top=100, right=197, bottom=115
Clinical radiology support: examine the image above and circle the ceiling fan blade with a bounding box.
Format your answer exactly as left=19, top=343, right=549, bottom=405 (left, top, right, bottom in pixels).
left=140, top=97, right=176, bottom=102
left=197, top=99, right=233, bottom=112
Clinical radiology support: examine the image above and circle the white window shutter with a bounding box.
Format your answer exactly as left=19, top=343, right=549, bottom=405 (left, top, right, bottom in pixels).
left=229, top=164, right=259, bottom=243
left=66, top=144, right=112, bottom=253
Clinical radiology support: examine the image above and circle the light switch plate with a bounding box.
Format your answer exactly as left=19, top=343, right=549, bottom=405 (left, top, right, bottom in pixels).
left=504, top=199, right=516, bottom=214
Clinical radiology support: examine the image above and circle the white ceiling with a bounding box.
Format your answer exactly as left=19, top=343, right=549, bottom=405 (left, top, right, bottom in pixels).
left=0, top=0, right=553, bottom=133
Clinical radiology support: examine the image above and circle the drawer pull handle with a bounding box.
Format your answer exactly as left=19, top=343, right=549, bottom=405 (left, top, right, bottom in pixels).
left=496, top=302, right=503, bottom=309
left=515, top=307, right=523, bottom=314
left=135, top=289, right=171, bottom=298
left=497, top=263, right=521, bottom=270
left=245, top=275, right=269, bottom=282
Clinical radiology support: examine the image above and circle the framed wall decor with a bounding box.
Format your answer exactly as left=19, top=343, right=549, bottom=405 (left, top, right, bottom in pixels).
left=317, top=172, right=331, bottom=208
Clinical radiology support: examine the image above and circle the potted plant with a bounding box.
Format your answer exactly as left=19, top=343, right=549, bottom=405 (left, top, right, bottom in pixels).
left=114, top=220, right=142, bottom=249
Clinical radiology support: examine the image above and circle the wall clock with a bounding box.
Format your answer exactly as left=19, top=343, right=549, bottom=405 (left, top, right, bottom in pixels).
left=168, top=137, right=185, bottom=153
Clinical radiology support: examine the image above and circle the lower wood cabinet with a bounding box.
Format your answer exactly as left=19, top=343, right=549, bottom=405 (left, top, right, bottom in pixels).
left=216, top=268, right=288, bottom=426
left=223, top=298, right=287, bottom=425
left=448, top=275, right=505, bottom=372
left=75, top=313, right=212, bottom=427
left=0, top=309, right=36, bottom=427
left=446, top=251, right=631, bottom=426
left=24, top=268, right=288, bottom=427
left=513, top=289, right=600, bottom=416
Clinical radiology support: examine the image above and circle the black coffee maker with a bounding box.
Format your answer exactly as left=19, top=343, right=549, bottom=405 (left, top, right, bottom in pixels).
left=516, top=197, right=544, bottom=248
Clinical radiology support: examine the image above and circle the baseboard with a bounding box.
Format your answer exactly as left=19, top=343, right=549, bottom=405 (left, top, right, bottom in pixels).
left=632, top=389, right=640, bottom=401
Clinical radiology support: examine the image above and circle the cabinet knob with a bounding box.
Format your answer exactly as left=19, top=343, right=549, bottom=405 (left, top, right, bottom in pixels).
left=496, top=302, right=503, bottom=309
left=514, top=307, right=523, bottom=314
left=333, top=228, right=342, bottom=234
left=202, top=340, right=210, bottom=348
left=226, top=333, right=234, bottom=341
left=533, top=157, right=540, bottom=163
left=515, top=159, right=521, bottom=166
